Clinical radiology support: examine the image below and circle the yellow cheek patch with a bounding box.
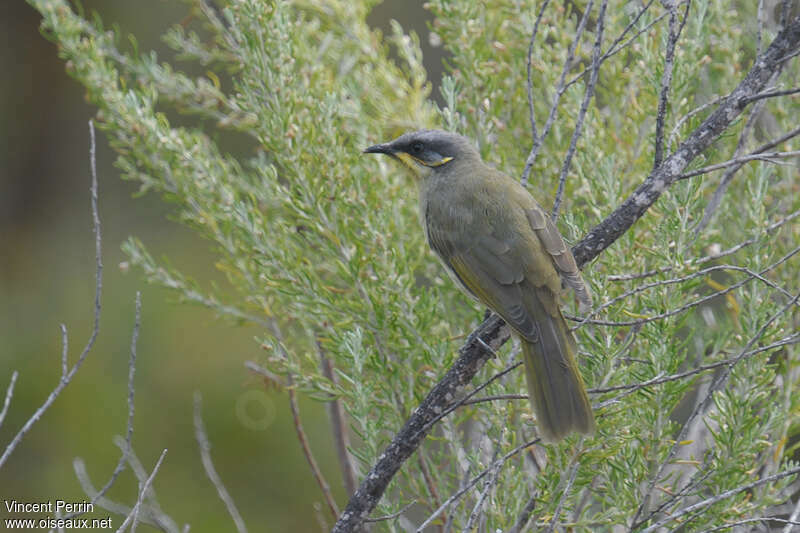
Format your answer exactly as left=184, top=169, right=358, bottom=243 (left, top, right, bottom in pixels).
left=396, top=152, right=454, bottom=168
left=428, top=156, right=453, bottom=167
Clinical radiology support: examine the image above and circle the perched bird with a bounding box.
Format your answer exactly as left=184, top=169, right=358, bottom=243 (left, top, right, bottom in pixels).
left=365, top=129, right=595, bottom=442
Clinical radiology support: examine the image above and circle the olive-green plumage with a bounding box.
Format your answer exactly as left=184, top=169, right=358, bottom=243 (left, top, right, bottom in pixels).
left=365, top=129, right=595, bottom=442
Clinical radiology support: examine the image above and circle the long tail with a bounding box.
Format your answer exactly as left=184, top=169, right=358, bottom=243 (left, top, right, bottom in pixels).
left=521, top=290, right=595, bottom=442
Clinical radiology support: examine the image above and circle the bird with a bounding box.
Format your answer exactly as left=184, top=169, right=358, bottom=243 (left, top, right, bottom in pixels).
left=365, top=129, right=595, bottom=442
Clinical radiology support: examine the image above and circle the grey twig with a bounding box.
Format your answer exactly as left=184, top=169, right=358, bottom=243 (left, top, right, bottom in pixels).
left=631, top=291, right=800, bottom=530
left=363, top=501, right=416, bottom=524
left=739, top=86, right=800, bottom=105
left=463, top=452, right=502, bottom=532
left=332, top=16, right=800, bottom=533
left=679, top=149, right=800, bottom=180
left=570, top=15, right=800, bottom=267
left=591, top=333, right=800, bottom=396
left=194, top=392, right=248, bottom=533
left=0, top=371, right=18, bottom=429
left=415, top=438, right=541, bottom=533
left=782, top=494, right=800, bottom=533
left=653, top=2, right=690, bottom=168
left=552, top=0, right=609, bottom=220
left=66, top=292, right=141, bottom=521
left=507, top=492, right=537, bottom=533
left=521, top=0, right=596, bottom=185
left=544, top=448, right=583, bottom=533
left=693, top=68, right=779, bottom=236
left=710, top=517, right=800, bottom=532
left=638, top=466, right=800, bottom=533
left=116, top=448, right=169, bottom=533
left=0, top=120, right=103, bottom=470
left=319, top=343, right=358, bottom=496
left=287, top=373, right=340, bottom=519
left=525, top=0, right=552, bottom=143
left=563, top=0, right=662, bottom=94
left=570, top=244, right=800, bottom=328
left=607, top=207, right=800, bottom=281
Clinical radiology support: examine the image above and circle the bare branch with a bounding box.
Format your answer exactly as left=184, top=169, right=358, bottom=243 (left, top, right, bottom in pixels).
left=319, top=343, right=358, bottom=496
left=570, top=15, right=800, bottom=267
left=194, top=392, right=248, bottom=533
left=653, top=2, right=689, bottom=169
left=571, top=244, right=800, bottom=328
left=66, top=292, right=141, bottom=521
left=507, top=492, right=537, bottom=533
left=464, top=451, right=502, bottom=532
left=525, top=0, right=552, bottom=143
left=0, top=371, right=18, bottom=429
left=544, top=443, right=584, bottom=533
left=116, top=448, right=168, bottom=533
left=782, top=494, right=800, bottom=533
left=552, top=0, right=609, bottom=220
left=415, top=438, right=541, bottom=532
left=0, top=120, right=103, bottom=470
left=631, top=291, right=800, bottom=529
left=287, top=373, right=340, bottom=519
left=363, top=501, right=416, bottom=524
left=608, top=207, right=800, bottom=281
left=638, top=466, right=800, bottom=533
left=739, top=86, right=800, bottom=105
left=521, top=0, right=596, bottom=185
left=678, top=150, right=800, bottom=180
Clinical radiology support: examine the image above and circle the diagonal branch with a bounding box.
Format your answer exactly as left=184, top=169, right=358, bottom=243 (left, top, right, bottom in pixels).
left=331, top=14, right=800, bottom=533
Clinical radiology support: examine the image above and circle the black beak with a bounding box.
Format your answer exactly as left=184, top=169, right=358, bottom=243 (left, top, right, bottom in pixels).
left=364, top=142, right=394, bottom=155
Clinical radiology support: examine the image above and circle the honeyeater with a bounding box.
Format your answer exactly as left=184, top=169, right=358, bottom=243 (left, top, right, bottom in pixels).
left=365, top=129, right=595, bottom=442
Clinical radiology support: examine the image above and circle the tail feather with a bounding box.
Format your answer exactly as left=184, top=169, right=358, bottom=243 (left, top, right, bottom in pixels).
left=521, top=289, right=595, bottom=442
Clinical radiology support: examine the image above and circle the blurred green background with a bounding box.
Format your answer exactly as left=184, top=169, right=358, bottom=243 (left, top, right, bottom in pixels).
left=1, top=1, right=442, bottom=530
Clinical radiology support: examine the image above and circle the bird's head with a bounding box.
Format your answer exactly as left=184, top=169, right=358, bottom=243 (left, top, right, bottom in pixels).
left=364, top=129, right=479, bottom=180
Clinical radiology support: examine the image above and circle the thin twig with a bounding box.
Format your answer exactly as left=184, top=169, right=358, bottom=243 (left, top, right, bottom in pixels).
left=0, top=120, right=103, bottom=470
left=552, top=0, right=609, bottom=220
left=631, top=291, right=800, bottom=530
left=116, top=448, right=168, bottom=533
left=319, top=343, right=358, bottom=496
left=522, top=0, right=596, bottom=185
left=638, top=466, right=800, bottom=533
left=65, top=292, right=142, bottom=521
left=417, top=449, right=444, bottom=532
left=525, top=0, right=552, bottom=143
left=415, top=438, right=541, bottom=532
left=608, top=207, right=800, bottom=281
left=287, top=374, right=339, bottom=519
left=564, top=0, right=664, bottom=95
left=572, top=245, right=800, bottom=330
left=0, top=371, right=18, bottom=429
left=194, top=392, right=248, bottom=533
left=678, top=150, right=800, bottom=180
left=572, top=244, right=800, bottom=328
left=783, top=495, right=800, bottom=533
left=364, top=501, right=416, bottom=524
left=545, top=442, right=584, bottom=533
left=694, top=71, right=779, bottom=236
left=740, top=86, right=800, bottom=105
left=590, top=332, right=800, bottom=395
left=507, top=492, right=537, bottom=533
left=653, top=2, right=687, bottom=169
left=464, top=451, right=502, bottom=532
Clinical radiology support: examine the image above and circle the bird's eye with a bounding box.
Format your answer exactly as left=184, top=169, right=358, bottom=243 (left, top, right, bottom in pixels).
left=411, top=142, right=424, bottom=153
